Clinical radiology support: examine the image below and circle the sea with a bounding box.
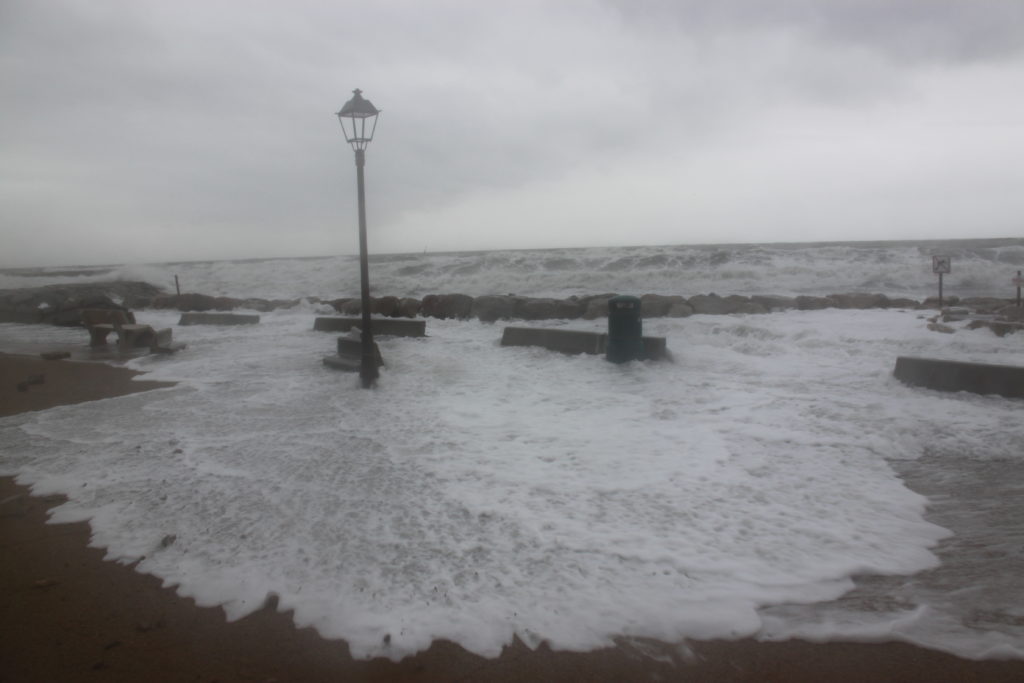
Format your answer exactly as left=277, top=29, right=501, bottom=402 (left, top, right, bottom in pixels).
left=1, top=237, right=1023, bottom=661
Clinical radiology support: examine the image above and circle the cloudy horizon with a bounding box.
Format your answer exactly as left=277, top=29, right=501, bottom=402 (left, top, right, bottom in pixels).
left=2, top=0, right=1023, bottom=268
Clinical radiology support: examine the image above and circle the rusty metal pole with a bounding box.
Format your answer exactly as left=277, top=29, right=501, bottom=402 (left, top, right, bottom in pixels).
left=355, top=148, right=377, bottom=388
left=938, top=272, right=944, bottom=309
left=1017, top=270, right=1022, bottom=307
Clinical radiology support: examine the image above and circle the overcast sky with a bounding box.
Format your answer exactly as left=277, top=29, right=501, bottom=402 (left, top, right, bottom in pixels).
left=2, top=0, right=1023, bottom=267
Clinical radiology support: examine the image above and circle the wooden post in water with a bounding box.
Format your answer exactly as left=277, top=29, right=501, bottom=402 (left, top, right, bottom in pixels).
left=175, top=274, right=181, bottom=296
left=1016, top=270, right=1022, bottom=307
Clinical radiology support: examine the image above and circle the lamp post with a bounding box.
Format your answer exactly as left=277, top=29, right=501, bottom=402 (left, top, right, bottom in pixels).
left=337, top=88, right=380, bottom=388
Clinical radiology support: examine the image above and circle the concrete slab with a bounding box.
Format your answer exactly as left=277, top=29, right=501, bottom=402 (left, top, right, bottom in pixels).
left=178, top=313, right=260, bottom=326
left=500, top=327, right=669, bottom=360
left=322, top=355, right=361, bottom=372
left=894, top=356, right=1024, bottom=399
left=501, top=327, right=606, bottom=355
left=313, top=317, right=425, bottom=337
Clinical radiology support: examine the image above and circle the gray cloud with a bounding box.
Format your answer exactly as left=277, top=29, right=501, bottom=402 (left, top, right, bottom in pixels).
left=2, top=0, right=1023, bottom=267
left=606, top=0, right=1024, bottom=63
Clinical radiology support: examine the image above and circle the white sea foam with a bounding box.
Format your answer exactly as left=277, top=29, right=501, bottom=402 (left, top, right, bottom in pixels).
left=3, top=239, right=1023, bottom=300
left=2, top=306, right=1022, bottom=660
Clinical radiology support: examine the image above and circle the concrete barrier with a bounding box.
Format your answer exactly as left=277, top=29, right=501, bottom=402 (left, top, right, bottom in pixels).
left=324, top=335, right=384, bottom=372
left=501, top=327, right=606, bottom=355
left=500, top=327, right=668, bottom=360
left=323, top=355, right=361, bottom=372
left=894, top=356, right=1024, bottom=399
left=178, top=313, right=260, bottom=326
left=313, top=317, right=425, bottom=337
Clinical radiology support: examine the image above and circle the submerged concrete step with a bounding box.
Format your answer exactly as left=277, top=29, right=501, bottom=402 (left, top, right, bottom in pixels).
left=313, top=317, right=425, bottom=337
left=322, top=355, right=361, bottom=372
left=178, top=313, right=260, bottom=326
left=500, top=327, right=668, bottom=360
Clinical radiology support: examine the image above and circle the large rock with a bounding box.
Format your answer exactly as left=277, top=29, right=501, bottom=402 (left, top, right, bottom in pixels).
left=213, top=296, right=243, bottom=311
left=750, top=295, right=796, bottom=311
left=920, top=296, right=960, bottom=309
left=371, top=296, right=401, bottom=317
left=421, top=293, right=474, bottom=319
left=123, top=295, right=154, bottom=309
left=828, top=292, right=890, bottom=309
left=967, top=319, right=1024, bottom=337
left=329, top=298, right=354, bottom=313
left=581, top=294, right=616, bottom=320
left=240, top=298, right=276, bottom=312
left=688, top=293, right=751, bottom=315
left=640, top=294, right=687, bottom=318
left=0, top=281, right=162, bottom=325
left=795, top=295, right=838, bottom=310
left=339, top=299, right=362, bottom=315
left=397, top=297, right=422, bottom=318
left=734, top=300, right=769, bottom=314
left=958, top=297, right=1014, bottom=313
left=667, top=300, right=694, bottom=317
left=149, top=293, right=249, bottom=311
left=472, top=295, right=519, bottom=323
left=516, top=298, right=583, bottom=320
left=151, top=293, right=214, bottom=311
left=51, top=293, right=125, bottom=326
left=997, top=305, right=1024, bottom=321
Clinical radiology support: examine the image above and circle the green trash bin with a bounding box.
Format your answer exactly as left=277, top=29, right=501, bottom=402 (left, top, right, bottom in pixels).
left=606, top=295, right=644, bottom=363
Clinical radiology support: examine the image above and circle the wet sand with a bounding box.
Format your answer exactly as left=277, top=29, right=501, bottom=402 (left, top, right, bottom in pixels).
left=2, top=352, right=1023, bottom=681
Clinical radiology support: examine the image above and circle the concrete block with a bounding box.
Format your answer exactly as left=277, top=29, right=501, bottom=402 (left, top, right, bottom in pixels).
left=500, top=327, right=668, bottom=360
left=501, top=327, right=605, bottom=355
left=313, top=317, right=425, bottom=337
left=894, top=356, right=1024, bottom=399
left=178, top=313, right=260, bottom=326
left=322, top=355, right=361, bottom=372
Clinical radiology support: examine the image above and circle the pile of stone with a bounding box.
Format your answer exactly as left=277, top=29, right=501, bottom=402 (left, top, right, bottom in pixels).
left=7, top=281, right=1021, bottom=328
left=0, top=281, right=161, bottom=325
left=139, top=292, right=303, bottom=313
left=926, top=301, right=1024, bottom=337
left=325, top=291, right=923, bottom=322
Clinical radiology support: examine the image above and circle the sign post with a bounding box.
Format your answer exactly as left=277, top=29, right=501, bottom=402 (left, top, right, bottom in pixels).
left=1014, top=270, right=1023, bottom=307
left=932, top=256, right=951, bottom=309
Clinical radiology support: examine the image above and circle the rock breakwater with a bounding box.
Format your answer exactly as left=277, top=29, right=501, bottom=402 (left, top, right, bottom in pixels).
left=9, top=280, right=1021, bottom=327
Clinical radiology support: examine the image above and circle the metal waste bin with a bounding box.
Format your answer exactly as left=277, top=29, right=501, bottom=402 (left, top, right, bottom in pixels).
left=606, top=295, right=644, bottom=363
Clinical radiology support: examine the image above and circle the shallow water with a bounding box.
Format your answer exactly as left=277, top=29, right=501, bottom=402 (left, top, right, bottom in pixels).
left=1, top=305, right=1021, bottom=660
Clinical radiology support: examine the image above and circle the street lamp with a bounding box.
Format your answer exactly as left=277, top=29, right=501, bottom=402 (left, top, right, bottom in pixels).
left=337, top=88, right=380, bottom=388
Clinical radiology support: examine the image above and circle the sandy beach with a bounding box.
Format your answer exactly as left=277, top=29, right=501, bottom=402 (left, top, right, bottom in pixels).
left=3, top=351, right=1024, bottom=682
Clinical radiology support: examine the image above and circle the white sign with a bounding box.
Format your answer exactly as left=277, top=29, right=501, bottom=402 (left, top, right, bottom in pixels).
left=932, top=256, right=952, bottom=274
